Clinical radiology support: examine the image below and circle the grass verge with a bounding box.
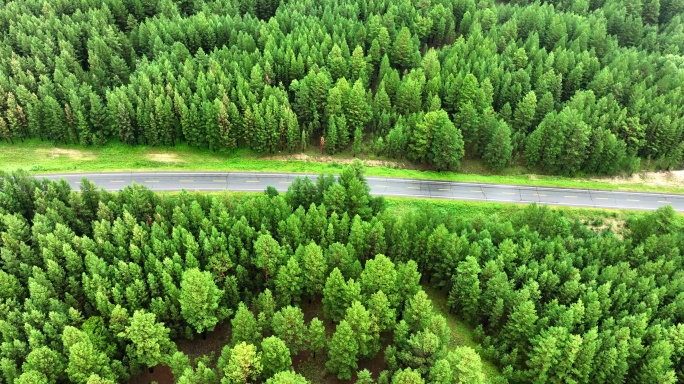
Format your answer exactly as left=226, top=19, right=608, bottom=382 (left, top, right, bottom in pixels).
left=2, top=140, right=683, bottom=194
left=422, top=284, right=502, bottom=381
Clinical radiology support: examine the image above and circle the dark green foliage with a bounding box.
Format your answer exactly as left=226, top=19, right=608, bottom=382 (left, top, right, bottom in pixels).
left=326, top=320, right=359, bottom=380
left=1, top=168, right=684, bottom=382
left=1, top=0, right=681, bottom=175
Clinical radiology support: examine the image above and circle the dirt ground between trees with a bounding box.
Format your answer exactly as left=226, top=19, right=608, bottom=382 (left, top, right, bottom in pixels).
left=128, top=298, right=388, bottom=384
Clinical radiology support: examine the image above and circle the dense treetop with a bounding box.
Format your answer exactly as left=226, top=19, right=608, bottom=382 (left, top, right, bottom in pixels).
left=0, top=0, right=682, bottom=174
left=1, top=162, right=684, bottom=382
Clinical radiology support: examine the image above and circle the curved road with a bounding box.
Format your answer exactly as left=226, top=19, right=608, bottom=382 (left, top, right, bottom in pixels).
left=36, top=172, right=684, bottom=212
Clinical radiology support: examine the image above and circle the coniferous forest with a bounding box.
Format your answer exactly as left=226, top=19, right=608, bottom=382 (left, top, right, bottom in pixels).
left=0, top=0, right=683, bottom=175
left=1, top=164, right=684, bottom=383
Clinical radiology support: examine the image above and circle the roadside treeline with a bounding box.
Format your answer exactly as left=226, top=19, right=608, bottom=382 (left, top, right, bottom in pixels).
left=1, top=163, right=683, bottom=383
left=0, top=0, right=683, bottom=174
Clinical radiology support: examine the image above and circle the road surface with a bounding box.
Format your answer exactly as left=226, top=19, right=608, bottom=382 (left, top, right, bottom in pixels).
left=35, top=172, right=684, bottom=212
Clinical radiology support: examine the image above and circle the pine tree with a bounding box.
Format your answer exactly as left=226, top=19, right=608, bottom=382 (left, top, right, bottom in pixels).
left=346, top=80, right=371, bottom=133
left=275, top=258, right=303, bottom=307
left=447, top=347, right=485, bottom=384
left=232, top=303, right=260, bottom=346
left=271, top=306, right=307, bottom=355
left=118, top=310, right=175, bottom=370
left=265, top=371, right=309, bottom=384
left=221, top=342, right=262, bottom=384
left=308, top=317, right=327, bottom=358
left=323, top=268, right=349, bottom=322
left=326, top=320, right=359, bottom=380
left=447, top=256, right=481, bottom=321
left=298, top=242, right=327, bottom=301
left=483, top=120, right=513, bottom=171
left=404, top=291, right=434, bottom=332
left=344, top=301, right=378, bottom=359
left=0, top=118, right=11, bottom=144
left=327, top=116, right=339, bottom=154
left=357, top=369, right=374, bottom=384
left=261, top=336, right=292, bottom=379
left=513, top=91, right=537, bottom=134
left=350, top=46, right=367, bottom=84
left=391, top=368, right=424, bottom=384
left=360, top=254, right=398, bottom=305
left=353, top=126, right=362, bottom=156
left=23, top=346, right=65, bottom=383
left=254, top=233, right=285, bottom=285
left=392, top=27, right=417, bottom=69
left=180, top=268, right=223, bottom=334
left=432, top=110, right=465, bottom=171
left=503, top=299, right=538, bottom=352
left=367, top=291, right=396, bottom=333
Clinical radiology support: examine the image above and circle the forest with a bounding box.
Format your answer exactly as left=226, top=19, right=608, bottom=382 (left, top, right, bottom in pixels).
left=0, top=162, right=683, bottom=383
left=0, top=0, right=683, bottom=175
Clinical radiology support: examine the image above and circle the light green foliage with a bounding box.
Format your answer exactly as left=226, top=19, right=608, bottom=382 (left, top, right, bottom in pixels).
left=275, top=258, right=303, bottom=306
left=404, top=290, right=434, bottom=332
left=15, top=370, right=49, bottom=384
left=298, top=242, right=327, bottom=299
left=254, top=233, right=285, bottom=284
left=255, top=289, right=277, bottom=334
left=260, top=336, right=292, bottom=379
left=271, top=306, right=307, bottom=355
left=179, top=268, right=223, bottom=333
left=356, top=369, right=374, bottom=384
left=343, top=301, right=379, bottom=359
left=220, top=342, right=262, bottom=384
left=85, top=374, right=117, bottom=384
left=231, top=303, right=261, bottom=346
left=429, top=111, right=465, bottom=171
left=326, top=320, right=359, bottom=380
left=307, top=317, right=327, bottom=357
left=177, top=362, right=218, bottom=384
left=391, top=367, right=424, bottom=384
left=447, top=347, right=485, bottom=384
left=22, top=346, right=64, bottom=383
left=392, top=27, right=418, bottom=69
left=266, top=371, right=310, bottom=383
left=367, top=291, right=396, bottom=332
left=118, top=310, right=175, bottom=369
left=360, top=254, right=398, bottom=306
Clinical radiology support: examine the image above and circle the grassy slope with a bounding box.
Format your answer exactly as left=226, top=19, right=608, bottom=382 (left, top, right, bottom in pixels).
left=3, top=140, right=683, bottom=194
left=423, top=284, right=502, bottom=381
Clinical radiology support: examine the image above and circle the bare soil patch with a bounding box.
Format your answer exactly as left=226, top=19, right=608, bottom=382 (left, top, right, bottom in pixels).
left=594, top=170, right=684, bottom=189
left=264, top=153, right=411, bottom=169
left=147, top=153, right=184, bottom=163
left=129, top=364, right=173, bottom=384
left=35, top=148, right=96, bottom=160
left=129, top=323, right=230, bottom=384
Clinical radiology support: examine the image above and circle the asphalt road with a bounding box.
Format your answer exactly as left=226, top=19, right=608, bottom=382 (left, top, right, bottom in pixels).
left=35, top=172, right=684, bottom=212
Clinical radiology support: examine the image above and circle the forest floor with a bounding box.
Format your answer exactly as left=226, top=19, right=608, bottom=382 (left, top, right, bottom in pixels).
left=128, top=287, right=504, bottom=383
left=3, top=139, right=684, bottom=194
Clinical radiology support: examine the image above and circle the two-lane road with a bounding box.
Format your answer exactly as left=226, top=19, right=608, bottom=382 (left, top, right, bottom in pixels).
left=35, top=172, right=684, bottom=212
